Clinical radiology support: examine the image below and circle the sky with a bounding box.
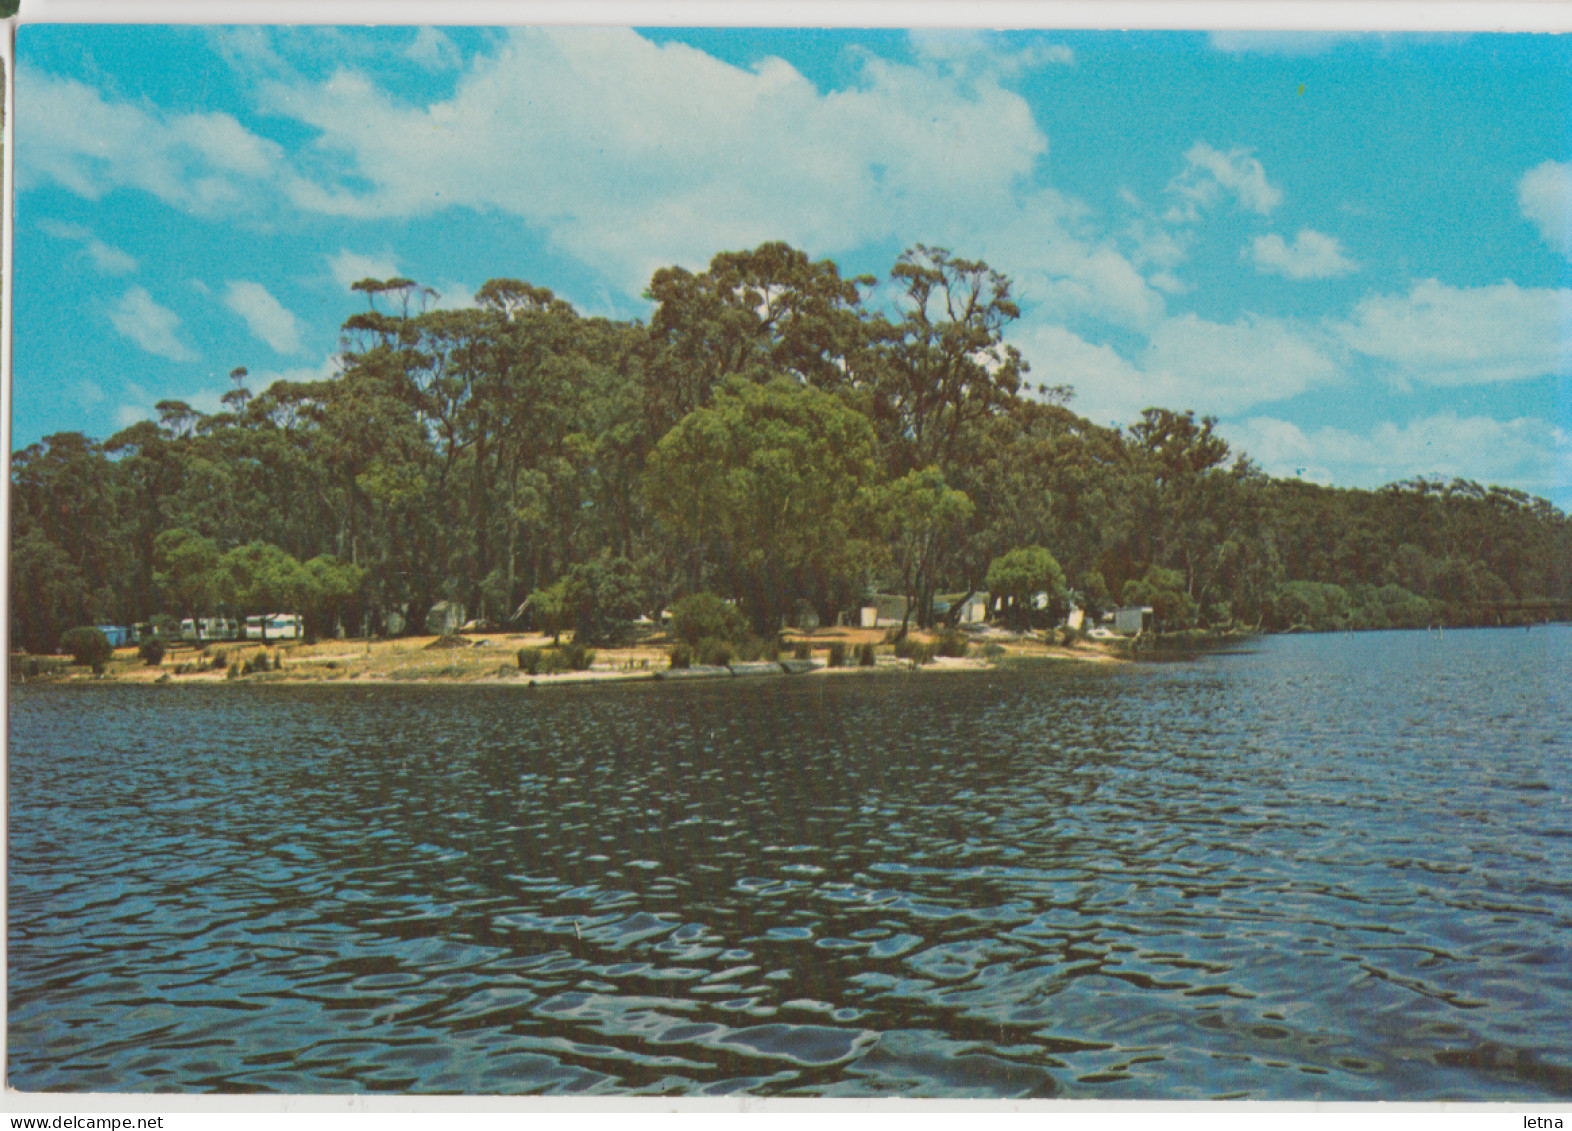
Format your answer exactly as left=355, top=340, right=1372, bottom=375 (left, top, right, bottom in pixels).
left=11, top=24, right=1572, bottom=506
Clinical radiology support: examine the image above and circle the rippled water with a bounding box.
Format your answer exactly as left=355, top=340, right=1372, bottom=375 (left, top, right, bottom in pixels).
left=9, top=628, right=1572, bottom=1097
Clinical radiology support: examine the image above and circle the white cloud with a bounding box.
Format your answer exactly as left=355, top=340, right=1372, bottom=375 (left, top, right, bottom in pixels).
left=1519, top=159, right=1572, bottom=258
left=22, top=68, right=289, bottom=216
left=406, top=27, right=460, bottom=71
left=1208, top=31, right=1372, bottom=56
left=223, top=281, right=304, bottom=355
left=1339, top=279, right=1572, bottom=386
left=1247, top=229, right=1357, bottom=279
left=328, top=249, right=402, bottom=293
left=108, top=287, right=197, bottom=362
left=1018, top=313, right=1339, bottom=424
left=1226, top=413, right=1570, bottom=501
left=1167, top=141, right=1282, bottom=221
left=264, top=28, right=1051, bottom=291
left=37, top=219, right=138, bottom=275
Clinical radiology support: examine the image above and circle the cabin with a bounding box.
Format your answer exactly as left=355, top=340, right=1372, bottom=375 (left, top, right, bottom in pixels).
left=1112, top=606, right=1154, bottom=635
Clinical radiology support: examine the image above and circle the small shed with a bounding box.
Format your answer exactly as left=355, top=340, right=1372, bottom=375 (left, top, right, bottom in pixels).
left=1112, top=606, right=1154, bottom=635
left=96, top=625, right=129, bottom=648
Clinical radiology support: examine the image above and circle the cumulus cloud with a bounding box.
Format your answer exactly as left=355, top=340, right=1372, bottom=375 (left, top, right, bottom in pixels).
left=1018, top=313, right=1339, bottom=424
left=108, top=287, right=197, bottom=361
left=37, top=219, right=138, bottom=275
left=1519, top=159, right=1572, bottom=258
left=263, top=28, right=1052, bottom=289
left=223, top=280, right=304, bottom=354
left=406, top=27, right=460, bottom=71
left=1167, top=141, right=1282, bottom=221
left=1225, top=413, right=1570, bottom=500
left=1246, top=229, right=1357, bottom=279
left=1338, top=279, right=1572, bottom=386
left=21, top=68, right=290, bottom=216
left=328, top=249, right=402, bottom=292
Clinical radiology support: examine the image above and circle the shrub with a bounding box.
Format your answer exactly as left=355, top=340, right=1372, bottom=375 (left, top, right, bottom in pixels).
left=670, top=592, right=747, bottom=648
left=827, top=642, right=847, bottom=668
left=858, top=643, right=876, bottom=667
left=935, top=630, right=969, bottom=658
left=696, top=637, right=733, bottom=667
left=982, top=642, right=1006, bottom=658
left=517, top=647, right=544, bottom=675
left=668, top=643, right=692, bottom=669
left=138, top=638, right=166, bottom=666
left=894, top=637, right=935, bottom=664
left=735, top=636, right=779, bottom=662
left=793, top=640, right=812, bottom=661
left=227, top=662, right=241, bottom=680
left=61, top=627, right=113, bottom=670
left=273, top=652, right=284, bottom=671
left=559, top=640, right=594, bottom=671
left=211, top=650, right=228, bottom=670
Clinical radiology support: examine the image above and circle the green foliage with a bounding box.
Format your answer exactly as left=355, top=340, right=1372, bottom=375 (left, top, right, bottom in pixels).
left=138, top=638, right=166, bottom=666
left=558, top=640, right=596, bottom=671
left=670, top=592, right=748, bottom=647
left=793, top=640, right=812, bottom=660
left=643, top=377, right=881, bottom=634
left=827, top=642, right=847, bottom=667
left=61, top=626, right=113, bottom=669
left=695, top=638, right=734, bottom=667
left=935, top=630, right=970, bottom=657
left=668, top=644, right=692, bottom=669
left=8, top=245, right=1571, bottom=653
left=1121, top=566, right=1199, bottom=631
left=858, top=643, right=876, bottom=666
left=987, top=546, right=1067, bottom=630
left=517, top=647, right=544, bottom=675
left=893, top=636, right=936, bottom=663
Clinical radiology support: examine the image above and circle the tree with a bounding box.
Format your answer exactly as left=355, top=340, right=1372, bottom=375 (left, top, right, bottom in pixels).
left=670, top=592, right=749, bottom=647
left=868, top=466, right=974, bottom=636
left=987, top=546, right=1067, bottom=631
left=153, top=528, right=222, bottom=618
left=1121, top=566, right=1199, bottom=631
left=643, top=378, right=881, bottom=634
left=60, top=626, right=114, bottom=671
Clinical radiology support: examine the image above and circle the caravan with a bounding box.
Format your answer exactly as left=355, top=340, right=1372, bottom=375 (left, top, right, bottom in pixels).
left=179, top=617, right=241, bottom=642
left=244, top=613, right=303, bottom=641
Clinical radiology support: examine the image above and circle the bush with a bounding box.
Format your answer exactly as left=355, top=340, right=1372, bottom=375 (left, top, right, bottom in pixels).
left=735, top=636, right=779, bottom=662
left=517, top=647, right=544, bottom=675
left=61, top=627, right=113, bottom=670
left=935, top=630, right=969, bottom=658
left=668, top=643, right=692, bottom=669
left=696, top=637, right=734, bottom=667
left=138, top=638, right=166, bottom=666
left=793, top=640, right=812, bottom=661
left=858, top=643, right=876, bottom=667
left=227, top=662, right=241, bottom=680
left=211, top=650, right=228, bottom=670
left=827, top=642, right=847, bottom=668
left=893, top=636, right=935, bottom=664
left=670, top=592, right=747, bottom=648
left=559, top=640, right=595, bottom=671
left=982, top=642, right=1006, bottom=658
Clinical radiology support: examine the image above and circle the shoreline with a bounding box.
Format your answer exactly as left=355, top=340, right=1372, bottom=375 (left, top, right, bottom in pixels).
left=11, top=628, right=1128, bottom=689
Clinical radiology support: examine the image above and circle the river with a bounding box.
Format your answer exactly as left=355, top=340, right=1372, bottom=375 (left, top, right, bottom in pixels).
left=8, top=627, right=1571, bottom=1097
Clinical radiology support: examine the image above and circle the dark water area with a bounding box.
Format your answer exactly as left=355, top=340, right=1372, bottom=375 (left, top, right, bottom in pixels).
left=9, top=627, right=1572, bottom=1098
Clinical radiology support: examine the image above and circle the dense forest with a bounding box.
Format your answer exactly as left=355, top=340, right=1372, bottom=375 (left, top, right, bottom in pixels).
left=11, top=242, right=1572, bottom=654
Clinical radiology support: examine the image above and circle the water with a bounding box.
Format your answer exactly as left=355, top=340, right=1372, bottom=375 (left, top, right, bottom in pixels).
left=8, top=628, right=1571, bottom=1097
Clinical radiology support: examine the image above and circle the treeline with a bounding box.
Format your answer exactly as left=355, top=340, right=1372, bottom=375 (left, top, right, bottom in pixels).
left=11, top=241, right=1571, bottom=654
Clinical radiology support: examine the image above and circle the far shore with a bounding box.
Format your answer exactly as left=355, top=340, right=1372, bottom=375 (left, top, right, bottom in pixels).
left=12, top=625, right=1129, bottom=689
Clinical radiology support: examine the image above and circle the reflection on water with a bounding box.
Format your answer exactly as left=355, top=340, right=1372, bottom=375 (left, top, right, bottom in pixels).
left=9, top=628, right=1572, bottom=1097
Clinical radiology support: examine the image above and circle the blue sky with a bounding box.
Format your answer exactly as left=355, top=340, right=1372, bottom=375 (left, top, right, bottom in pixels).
left=13, top=25, right=1572, bottom=505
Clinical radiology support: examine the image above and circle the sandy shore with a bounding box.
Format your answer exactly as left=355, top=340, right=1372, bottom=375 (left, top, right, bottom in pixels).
left=13, top=626, right=1126, bottom=688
